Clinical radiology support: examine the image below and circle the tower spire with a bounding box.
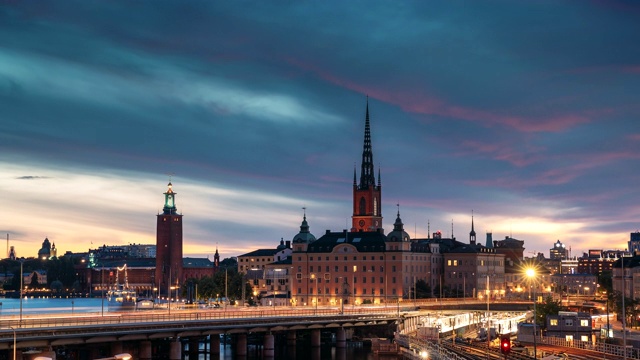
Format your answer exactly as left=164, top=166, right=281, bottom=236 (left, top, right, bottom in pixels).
left=359, top=96, right=375, bottom=188
left=470, top=210, right=477, bottom=245
left=353, top=163, right=357, bottom=186
left=351, top=97, right=383, bottom=232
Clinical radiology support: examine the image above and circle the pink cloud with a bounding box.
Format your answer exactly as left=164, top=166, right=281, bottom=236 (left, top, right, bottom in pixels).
left=457, top=140, right=543, bottom=167
left=285, top=57, right=591, bottom=133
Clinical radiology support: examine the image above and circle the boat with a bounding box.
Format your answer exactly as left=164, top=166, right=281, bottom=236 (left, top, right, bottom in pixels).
left=107, top=265, right=137, bottom=311
left=136, top=298, right=155, bottom=310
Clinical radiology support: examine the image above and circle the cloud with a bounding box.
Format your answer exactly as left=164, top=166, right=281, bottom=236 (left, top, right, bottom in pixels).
left=15, top=176, right=50, bottom=180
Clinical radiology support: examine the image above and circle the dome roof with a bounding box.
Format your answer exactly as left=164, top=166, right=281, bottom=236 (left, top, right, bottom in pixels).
left=386, top=209, right=410, bottom=242
left=292, top=213, right=316, bottom=244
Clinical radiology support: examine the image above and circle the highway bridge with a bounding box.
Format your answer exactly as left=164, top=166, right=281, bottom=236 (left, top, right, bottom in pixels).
left=0, top=299, right=622, bottom=360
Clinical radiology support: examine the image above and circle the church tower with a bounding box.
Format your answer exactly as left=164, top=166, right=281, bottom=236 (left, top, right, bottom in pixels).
left=469, top=211, right=477, bottom=246
left=351, top=98, right=383, bottom=232
left=155, top=181, right=183, bottom=296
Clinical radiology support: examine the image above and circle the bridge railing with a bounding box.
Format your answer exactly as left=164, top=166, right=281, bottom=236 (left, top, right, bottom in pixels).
left=0, top=306, right=401, bottom=332
left=519, top=334, right=640, bottom=360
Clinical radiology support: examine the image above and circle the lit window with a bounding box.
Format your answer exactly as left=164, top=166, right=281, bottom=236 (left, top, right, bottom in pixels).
left=580, top=319, right=589, bottom=327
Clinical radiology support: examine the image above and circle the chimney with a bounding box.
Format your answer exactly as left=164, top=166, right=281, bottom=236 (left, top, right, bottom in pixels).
left=285, top=240, right=291, bottom=248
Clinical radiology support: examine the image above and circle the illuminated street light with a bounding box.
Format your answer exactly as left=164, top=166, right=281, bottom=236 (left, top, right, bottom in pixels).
left=526, top=268, right=537, bottom=359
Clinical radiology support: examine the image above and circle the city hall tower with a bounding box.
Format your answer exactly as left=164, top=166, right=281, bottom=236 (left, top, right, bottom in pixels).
left=155, top=181, right=183, bottom=296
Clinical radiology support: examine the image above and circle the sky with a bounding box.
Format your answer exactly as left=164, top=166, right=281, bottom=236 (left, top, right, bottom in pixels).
left=1, top=1, right=640, bottom=261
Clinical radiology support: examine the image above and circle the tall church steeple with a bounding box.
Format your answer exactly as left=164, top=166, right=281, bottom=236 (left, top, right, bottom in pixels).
left=359, top=98, right=376, bottom=188
left=352, top=97, right=383, bottom=232
left=469, top=210, right=477, bottom=245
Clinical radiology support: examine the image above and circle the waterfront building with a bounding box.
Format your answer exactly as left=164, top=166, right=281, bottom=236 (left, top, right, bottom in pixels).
left=238, top=239, right=293, bottom=300
left=233, top=100, right=529, bottom=305
left=23, top=270, right=47, bottom=286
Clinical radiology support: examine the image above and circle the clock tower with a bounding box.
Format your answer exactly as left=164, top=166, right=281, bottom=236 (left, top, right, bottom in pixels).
left=155, top=181, right=183, bottom=296
left=351, top=99, right=383, bottom=232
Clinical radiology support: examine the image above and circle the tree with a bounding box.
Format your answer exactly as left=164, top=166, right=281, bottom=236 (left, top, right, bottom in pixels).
left=30, top=272, right=39, bottom=288
left=598, top=270, right=613, bottom=296
left=536, top=295, right=563, bottom=330
left=415, top=279, right=431, bottom=298
left=50, top=280, right=64, bottom=293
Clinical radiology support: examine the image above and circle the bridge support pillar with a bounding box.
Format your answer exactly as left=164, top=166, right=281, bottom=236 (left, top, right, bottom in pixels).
left=188, top=338, right=199, bottom=360
left=89, top=346, right=101, bottom=359
left=263, top=332, right=274, bottom=358
left=310, top=329, right=321, bottom=347
left=170, top=339, right=181, bottom=360
left=336, top=328, right=346, bottom=348
left=111, top=341, right=123, bottom=356
left=235, top=333, right=247, bottom=357
left=139, top=340, right=152, bottom=360
left=286, top=331, right=296, bottom=346
left=210, top=334, right=220, bottom=357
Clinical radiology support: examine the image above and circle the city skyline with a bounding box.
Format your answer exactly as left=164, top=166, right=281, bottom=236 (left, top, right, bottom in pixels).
left=1, top=2, right=639, bottom=260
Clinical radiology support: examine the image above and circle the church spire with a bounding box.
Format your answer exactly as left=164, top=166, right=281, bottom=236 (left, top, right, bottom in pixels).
left=351, top=97, right=383, bottom=232
left=470, top=210, right=477, bottom=245
left=359, top=96, right=375, bottom=189
left=353, top=164, right=357, bottom=186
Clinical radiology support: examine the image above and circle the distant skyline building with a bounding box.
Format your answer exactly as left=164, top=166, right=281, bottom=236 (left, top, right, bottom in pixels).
left=550, top=239, right=569, bottom=260
left=155, top=181, right=183, bottom=296
left=629, top=231, right=640, bottom=255
left=37, top=237, right=56, bottom=260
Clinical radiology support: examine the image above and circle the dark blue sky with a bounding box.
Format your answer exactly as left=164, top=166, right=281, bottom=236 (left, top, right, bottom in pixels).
left=1, top=1, right=639, bottom=259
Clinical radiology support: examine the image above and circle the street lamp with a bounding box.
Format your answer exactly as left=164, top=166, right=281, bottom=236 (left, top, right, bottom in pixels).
left=10, top=326, right=16, bottom=360
left=18, top=258, right=24, bottom=326
left=311, top=273, right=318, bottom=313
left=272, top=269, right=282, bottom=308
left=526, top=268, right=537, bottom=359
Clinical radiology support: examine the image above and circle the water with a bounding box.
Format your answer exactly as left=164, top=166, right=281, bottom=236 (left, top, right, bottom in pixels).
left=0, top=297, right=104, bottom=316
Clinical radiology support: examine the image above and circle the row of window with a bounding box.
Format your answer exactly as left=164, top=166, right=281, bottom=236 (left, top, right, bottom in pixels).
left=447, top=259, right=503, bottom=267
left=549, top=319, right=590, bottom=327
left=304, top=255, right=396, bottom=261
left=296, top=287, right=396, bottom=296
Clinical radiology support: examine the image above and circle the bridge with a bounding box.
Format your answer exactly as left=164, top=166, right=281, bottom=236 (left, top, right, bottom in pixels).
left=0, top=299, right=533, bottom=359
left=0, top=306, right=403, bottom=359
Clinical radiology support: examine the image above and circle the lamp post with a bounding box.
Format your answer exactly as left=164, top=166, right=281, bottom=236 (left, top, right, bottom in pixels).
left=311, top=273, right=318, bottom=314
left=18, top=258, right=24, bottom=326
left=10, top=326, right=16, bottom=360
left=526, top=268, right=537, bottom=359
left=622, top=257, right=627, bottom=360
left=272, top=269, right=282, bottom=308
left=486, top=275, right=490, bottom=360
left=101, top=266, right=105, bottom=317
